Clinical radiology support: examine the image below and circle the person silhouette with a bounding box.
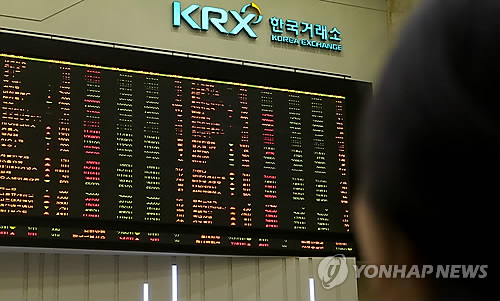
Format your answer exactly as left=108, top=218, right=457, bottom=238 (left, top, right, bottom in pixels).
left=354, top=0, right=499, bottom=300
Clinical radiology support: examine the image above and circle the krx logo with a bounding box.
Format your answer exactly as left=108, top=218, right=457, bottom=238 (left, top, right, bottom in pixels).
left=173, top=1, right=263, bottom=38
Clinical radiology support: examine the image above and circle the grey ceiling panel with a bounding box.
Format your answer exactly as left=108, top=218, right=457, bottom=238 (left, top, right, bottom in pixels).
left=0, top=0, right=84, bottom=21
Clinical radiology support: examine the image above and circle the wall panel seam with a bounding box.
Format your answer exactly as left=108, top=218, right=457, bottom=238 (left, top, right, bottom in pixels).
left=23, top=253, right=28, bottom=301
left=282, top=258, right=288, bottom=301
left=55, top=254, right=59, bottom=301
left=228, top=258, right=233, bottom=301
left=114, top=255, right=119, bottom=301
left=0, top=0, right=86, bottom=22
left=84, top=255, right=89, bottom=301
left=319, top=0, right=387, bottom=12
left=201, top=257, right=205, bottom=301
left=295, top=258, right=301, bottom=301
left=256, top=258, right=261, bottom=301
left=39, top=254, right=44, bottom=301
left=187, top=257, right=191, bottom=301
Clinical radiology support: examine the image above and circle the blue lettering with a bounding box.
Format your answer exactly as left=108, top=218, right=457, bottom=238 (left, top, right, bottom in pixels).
left=202, top=6, right=228, bottom=33
left=173, top=1, right=201, bottom=30
left=271, top=35, right=300, bottom=46
left=229, top=11, right=258, bottom=38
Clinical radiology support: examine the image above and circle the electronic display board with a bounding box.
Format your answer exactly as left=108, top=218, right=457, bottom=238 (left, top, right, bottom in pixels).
left=0, top=32, right=371, bottom=256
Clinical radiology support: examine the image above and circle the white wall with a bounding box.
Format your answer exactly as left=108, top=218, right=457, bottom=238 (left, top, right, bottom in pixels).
left=387, top=0, right=423, bottom=35
left=0, top=251, right=358, bottom=301
left=0, top=0, right=389, bottom=82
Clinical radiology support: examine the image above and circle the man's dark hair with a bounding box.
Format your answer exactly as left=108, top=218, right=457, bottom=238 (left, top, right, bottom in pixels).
left=358, top=0, right=499, bottom=299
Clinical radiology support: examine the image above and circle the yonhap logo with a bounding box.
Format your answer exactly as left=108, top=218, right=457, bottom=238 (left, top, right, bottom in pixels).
left=172, top=1, right=263, bottom=38
left=317, top=255, right=349, bottom=289
left=316, top=255, right=489, bottom=290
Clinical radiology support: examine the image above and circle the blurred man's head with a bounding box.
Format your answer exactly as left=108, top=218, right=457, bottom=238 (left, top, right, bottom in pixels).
left=355, top=0, right=499, bottom=300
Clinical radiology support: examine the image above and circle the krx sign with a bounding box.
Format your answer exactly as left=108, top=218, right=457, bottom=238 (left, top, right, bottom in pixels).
left=173, top=1, right=263, bottom=38
left=172, top=1, right=344, bottom=52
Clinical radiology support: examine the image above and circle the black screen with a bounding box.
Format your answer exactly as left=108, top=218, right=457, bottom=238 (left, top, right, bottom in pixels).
left=0, top=32, right=371, bottom=256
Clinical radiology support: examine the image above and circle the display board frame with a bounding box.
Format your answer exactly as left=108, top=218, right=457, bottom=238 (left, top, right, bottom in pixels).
left=0, top=29, right=371, bottom=257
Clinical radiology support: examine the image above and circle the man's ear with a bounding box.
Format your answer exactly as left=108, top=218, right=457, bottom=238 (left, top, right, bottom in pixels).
left=353, top=200, right=416, bottom=265
left=354, top=200, right=434, bottom=301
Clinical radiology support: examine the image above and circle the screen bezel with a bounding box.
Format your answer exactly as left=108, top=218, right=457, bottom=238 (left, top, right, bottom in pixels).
left=0, top=30, right=371, bottom=257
